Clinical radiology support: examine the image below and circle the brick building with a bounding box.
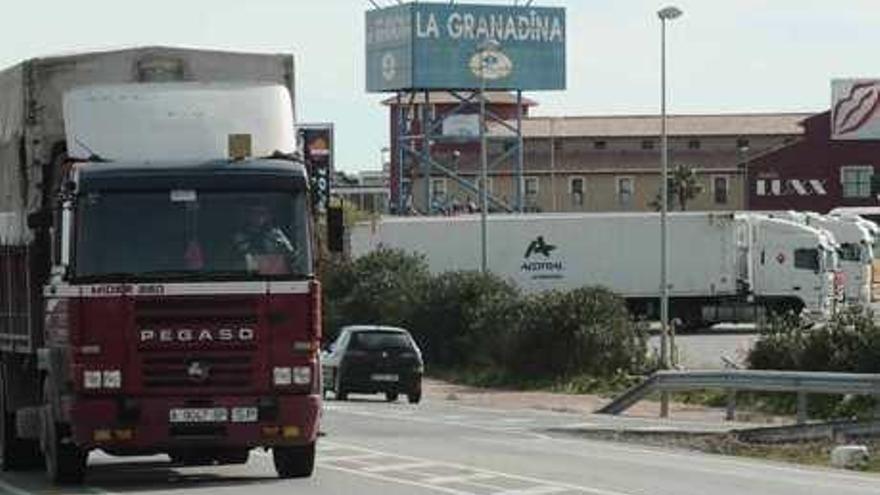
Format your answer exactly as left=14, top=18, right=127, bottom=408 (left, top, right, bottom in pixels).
left=386, top=93, right=809, bottom=213
left=748, top=111, right=880, bottom=213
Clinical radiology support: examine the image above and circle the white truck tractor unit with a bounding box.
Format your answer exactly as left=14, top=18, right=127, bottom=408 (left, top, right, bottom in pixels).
left=350, top=212, right=839, bottom=328
left=764, top=211, right=873, bottom=305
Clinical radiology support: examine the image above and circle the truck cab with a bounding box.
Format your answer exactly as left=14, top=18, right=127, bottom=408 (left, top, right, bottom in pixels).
left=1, top=81, right=325, bottom=484
left=750, top=215, right=839, bottom=320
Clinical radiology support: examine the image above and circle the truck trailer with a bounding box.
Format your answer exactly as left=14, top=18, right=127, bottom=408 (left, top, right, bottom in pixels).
left=350, top=212, right=839, bottom=328
left=0, top=47, right=324, bottom=484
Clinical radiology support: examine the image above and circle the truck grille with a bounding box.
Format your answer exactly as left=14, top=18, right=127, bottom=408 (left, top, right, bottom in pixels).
left=141, top=353, right=254, bottom=389
left=134, top=297, right=260, bottom=391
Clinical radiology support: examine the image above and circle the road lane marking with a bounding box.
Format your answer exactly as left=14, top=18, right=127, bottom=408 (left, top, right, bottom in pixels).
left=326, top=402, right=880, bottom=487
left=424, top=473, right=499, bottom=484
left=362, top=461, right=437, bottom=473
left=321, top=440, right=638, bottom=495
left=320, top=463, right=475, bottom=495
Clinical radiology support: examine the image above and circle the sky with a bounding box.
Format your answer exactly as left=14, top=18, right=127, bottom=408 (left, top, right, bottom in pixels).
left=2, top=0, right=879, bottom=172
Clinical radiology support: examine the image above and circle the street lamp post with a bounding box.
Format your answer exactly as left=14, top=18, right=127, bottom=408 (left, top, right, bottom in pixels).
left=658, top=5, right=682, bottom=418
left=478, top=39, right=499, bottom=273
left=738, top=145, right=750, bottom=210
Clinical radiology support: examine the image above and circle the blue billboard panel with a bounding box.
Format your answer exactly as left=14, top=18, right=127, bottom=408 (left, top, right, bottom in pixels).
left=366, top=2, right=565, bottom=92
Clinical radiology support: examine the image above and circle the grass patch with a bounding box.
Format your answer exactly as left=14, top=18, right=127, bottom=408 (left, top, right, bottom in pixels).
left=429, top=367, right=642, bottom=397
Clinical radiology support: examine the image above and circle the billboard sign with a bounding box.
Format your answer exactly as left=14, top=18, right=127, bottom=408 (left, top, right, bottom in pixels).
left=831, top=79, right=880, bottom=140
left=366, top=2, right=565, bottom=92
left=296, top=123, right=334, bottom=213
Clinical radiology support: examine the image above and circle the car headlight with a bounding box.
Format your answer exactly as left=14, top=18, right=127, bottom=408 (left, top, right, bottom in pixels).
left=273, top=367, right=292, bottom=386
left=83, top=370, right=102, bottom=389
left=292, top=366, right=311, bottom=385
left=102, top=370, right=122, bottom=388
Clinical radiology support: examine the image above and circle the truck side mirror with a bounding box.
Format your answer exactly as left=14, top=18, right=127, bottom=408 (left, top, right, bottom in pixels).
left=327, top=205, right=344, bottom=253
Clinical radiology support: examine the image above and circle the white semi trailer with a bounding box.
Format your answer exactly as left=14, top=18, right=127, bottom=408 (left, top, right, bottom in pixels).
left=350, top=212, right=839, bottom=328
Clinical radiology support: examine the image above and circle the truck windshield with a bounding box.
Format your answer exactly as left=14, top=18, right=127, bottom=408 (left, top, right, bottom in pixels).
left=839, top=242, right=863, bottom=263
left=73, top=190, right=311, bottom=281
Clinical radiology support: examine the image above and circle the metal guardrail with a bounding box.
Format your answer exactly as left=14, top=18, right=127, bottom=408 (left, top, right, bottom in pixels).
left=734, top=418, right=880, bottom=444
left=597, top=370, right=880, bottom=423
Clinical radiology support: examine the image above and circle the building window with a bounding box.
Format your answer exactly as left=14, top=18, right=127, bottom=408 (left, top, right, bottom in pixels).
left=430, top=178, right=447, bottom=201
left=641, top=140, right=655, bottom=150
left=475, top=176, right=494, bottom=195
left=616, top=176, right=634, bottom=206
left=688, top=139, right=701, bottom=150
left=594, top=140, right=607, bottom=150
left=841, top=166, right=874, bottom=198
left=524, top=176, right=539, bottom=200
left=570, top=177, right=585, bottom=206
left=713, top=176, right=729, bottom=204
left=736, top=137, right=750, bottom=149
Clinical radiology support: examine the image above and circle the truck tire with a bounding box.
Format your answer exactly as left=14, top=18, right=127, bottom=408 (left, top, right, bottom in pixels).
left=41, top=384, right=87, bottom=484
left=385, top=392, right=398, bottom=402
left=273, top=443, right=315, bottom=478
left=0, top=367, right=42, bottom=471
left=407, top=391, right=422, bottom=404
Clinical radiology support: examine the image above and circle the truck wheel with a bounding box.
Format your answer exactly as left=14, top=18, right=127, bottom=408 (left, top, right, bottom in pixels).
left=273, top=443, right=315, bottom=478
left=41, top=385, right=87, bottom=484
left=0, top=368, right=42, bottom=471
left=385, top=392, right=398, bottom=402
left=407, top=391, right=422, bottom=404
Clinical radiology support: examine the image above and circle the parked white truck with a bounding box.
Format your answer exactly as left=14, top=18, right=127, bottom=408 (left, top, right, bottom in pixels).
left=350, top=212, right=839, bottom=328
left=763, top=211, right=873, bottom=305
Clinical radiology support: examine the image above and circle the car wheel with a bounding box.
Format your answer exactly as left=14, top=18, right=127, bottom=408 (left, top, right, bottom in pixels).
left=385, top=392, right=398, bottom=402
left=273, top=443, right=315, bottom=478
left=407, top=391, right=422, bottom=404
left=336, top=389, right=348, bottom=401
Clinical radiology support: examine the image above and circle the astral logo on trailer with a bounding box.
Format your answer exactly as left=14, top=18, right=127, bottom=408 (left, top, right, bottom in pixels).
left=521, top=236, right=563, bottom=278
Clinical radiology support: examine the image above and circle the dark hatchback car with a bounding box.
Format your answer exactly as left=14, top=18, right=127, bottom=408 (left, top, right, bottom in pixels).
left=321, top=326, right=424, bottom=403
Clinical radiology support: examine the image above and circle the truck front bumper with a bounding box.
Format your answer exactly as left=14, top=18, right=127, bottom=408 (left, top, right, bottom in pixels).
left=69, top=394, right=320, bottom=451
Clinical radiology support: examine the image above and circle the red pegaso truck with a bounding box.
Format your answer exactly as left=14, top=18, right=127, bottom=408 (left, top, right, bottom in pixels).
left=0, top=48, right=328, bottom=484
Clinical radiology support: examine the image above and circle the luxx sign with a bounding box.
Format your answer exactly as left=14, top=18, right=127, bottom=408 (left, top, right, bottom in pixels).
left=366, top=2, right=566, bottom=92
left=756, top=179, right=828, bottom=197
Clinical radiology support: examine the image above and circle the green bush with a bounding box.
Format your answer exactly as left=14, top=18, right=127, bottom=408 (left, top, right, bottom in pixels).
left=502, top=287, right=648, bottom=378
left=321, top=248, right=430, bottom=341
left=748, top=306, right=880, bottom=373
left=407, top=270, right=520, bottom=368
left=745, top=306, right=880, bottom=419
left=321, top=252, right=649, bottom=383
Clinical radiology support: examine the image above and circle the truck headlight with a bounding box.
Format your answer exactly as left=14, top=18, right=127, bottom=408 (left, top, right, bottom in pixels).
left=102, top=370, right=122, bottom=388
left=273, top=367, right=292, bottom=386
left=292, top=366, right=311, bottom=385
left=84, top=371, right=102, bottom=389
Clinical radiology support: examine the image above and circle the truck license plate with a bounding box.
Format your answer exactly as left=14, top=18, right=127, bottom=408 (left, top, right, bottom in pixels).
left=371, top=374, right=399, bottom=382
left=169, top=407, right=228, bottom=423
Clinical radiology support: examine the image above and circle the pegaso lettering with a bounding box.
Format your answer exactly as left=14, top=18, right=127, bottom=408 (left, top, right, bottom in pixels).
left=139, top=328, right=255, bottom=343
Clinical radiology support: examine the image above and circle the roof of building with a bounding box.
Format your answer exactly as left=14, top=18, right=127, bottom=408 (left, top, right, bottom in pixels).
left=382, top=91, right=538, bottom=106
left=509, top=112, right=815, bottom=138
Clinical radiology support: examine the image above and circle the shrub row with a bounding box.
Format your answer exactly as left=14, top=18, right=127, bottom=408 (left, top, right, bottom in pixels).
left=321, top=248, right=650, bottom=380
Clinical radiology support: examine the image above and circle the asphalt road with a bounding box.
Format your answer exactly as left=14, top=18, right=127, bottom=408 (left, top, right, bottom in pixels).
left=1, top=395, right=878, bottom=495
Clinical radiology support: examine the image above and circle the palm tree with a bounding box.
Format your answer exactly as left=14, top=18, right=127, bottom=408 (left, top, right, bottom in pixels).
left=649, top=165, right=704, bottom=211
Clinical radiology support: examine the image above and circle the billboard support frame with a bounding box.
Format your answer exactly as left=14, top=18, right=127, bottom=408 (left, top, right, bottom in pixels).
left=392, top=88, right=522, bottom=215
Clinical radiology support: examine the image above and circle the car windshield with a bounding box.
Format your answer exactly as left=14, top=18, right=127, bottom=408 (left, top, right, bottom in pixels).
left=74, top=190, right=311, bottom=281
left=349, top=331, right=413, bottom=351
